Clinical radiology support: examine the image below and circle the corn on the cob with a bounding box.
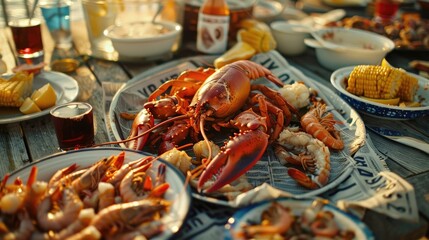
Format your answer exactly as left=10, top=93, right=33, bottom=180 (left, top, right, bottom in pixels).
left=397, top=69, right=418, bottom=102
left=346, top=65, right=403, bottom=99
left=0, top=72, right=34, bottom=107
left=237, top=19, right=276, bottom=53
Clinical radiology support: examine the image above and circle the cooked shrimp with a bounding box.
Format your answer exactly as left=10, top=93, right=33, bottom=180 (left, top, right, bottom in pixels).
left=37, top=186, right=84, bottom=232
left=0, top=166, right=39, bottom=215
left=31, top=208, right=96, bottom=239
left=90, top=199, right=170, bottom=236
left=65, top=225, right=101, bottom=240
left=105, top=156, right=154, bottom=189
left=276, top=127, right=331, bottom=189
left=107, top=221, right=163, bottom=240
left=72, top=156, right=118, bottom=193
left=119, top=163, right=169, bottom=203
left=239, top=202, right=294, bottom=238
left=1, top=211, right=35, bottom=240
left=300, top=102, right=344, bottom=150
left=98, top=182, right=115, bottom=210
left=48, top=163, right=79, bottom=193
left=311, top=211, right=339, bottom=237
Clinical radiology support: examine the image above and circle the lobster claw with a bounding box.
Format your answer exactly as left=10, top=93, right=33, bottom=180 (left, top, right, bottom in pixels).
left=198, top=130, right=269, bottom=193
left=127, top=108, right=154, bottom=150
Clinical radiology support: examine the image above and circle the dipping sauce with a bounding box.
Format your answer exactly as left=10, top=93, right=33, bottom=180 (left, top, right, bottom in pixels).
left=107, top=22, right=170, bottom=39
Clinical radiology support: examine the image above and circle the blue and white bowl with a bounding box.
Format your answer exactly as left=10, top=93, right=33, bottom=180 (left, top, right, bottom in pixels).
left=331, top=66, right=429, bottom=120
left=224, top=197, right=374, bottom=240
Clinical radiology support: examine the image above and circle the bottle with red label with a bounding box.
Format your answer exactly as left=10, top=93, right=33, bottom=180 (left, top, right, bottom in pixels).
left=196, top=0, right=230, bottom=54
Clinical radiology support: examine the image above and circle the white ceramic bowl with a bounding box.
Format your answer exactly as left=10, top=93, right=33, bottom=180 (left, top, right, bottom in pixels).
left=305, top=27, right=395, bottom=71
left=331, top=66, right=429, bottom=119
left=271, top=21, right=310, bottom=56
left=253, top=0, right=285, bottom=23
left=104, top=20, right=182, bottom=58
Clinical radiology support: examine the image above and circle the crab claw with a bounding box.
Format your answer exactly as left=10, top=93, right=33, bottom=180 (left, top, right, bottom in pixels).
left=127, top=108, right=154, bottom=150
left=198, top=130, right=269, bottom=193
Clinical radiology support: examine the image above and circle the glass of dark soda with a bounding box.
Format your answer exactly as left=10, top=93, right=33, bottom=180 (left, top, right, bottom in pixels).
left=50, top=102, right=94, bottom=151
left=9, top=18, right=45, bottom=65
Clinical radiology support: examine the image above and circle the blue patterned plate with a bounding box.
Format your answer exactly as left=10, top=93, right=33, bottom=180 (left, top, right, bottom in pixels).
left=331, top=66, right=429, bottom=120
left=7, top=148, right=191, bottom=240
left=224, top=197, right=374, bottom=240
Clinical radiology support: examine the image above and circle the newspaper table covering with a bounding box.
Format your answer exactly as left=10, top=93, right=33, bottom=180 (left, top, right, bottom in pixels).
left=104, top=51, right=419, bottom=238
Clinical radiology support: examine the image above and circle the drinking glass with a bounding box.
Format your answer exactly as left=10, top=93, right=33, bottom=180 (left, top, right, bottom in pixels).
left=81, top=0, right=123, bottom=60
left=39, top=0, right=73, bottom=49
left=50, top=102, right=94, bottom=151
left=374, top=0, right=400, bottom=23
left=9, top=18, right=44, bottom=65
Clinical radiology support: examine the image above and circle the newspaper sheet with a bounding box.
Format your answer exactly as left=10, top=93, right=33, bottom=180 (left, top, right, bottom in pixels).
left=103, top=51, right=419, bottom=239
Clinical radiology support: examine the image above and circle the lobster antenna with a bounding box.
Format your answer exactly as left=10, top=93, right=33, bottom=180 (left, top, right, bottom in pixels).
left=199, top=117, right=212, bottom=162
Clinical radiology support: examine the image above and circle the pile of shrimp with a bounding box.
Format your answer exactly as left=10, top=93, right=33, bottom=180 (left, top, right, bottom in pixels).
left=236, top=200, right=356, bottom=239
left=0, top=152, right=171, bottom=240
left=275, top=82, right=345, bottom=190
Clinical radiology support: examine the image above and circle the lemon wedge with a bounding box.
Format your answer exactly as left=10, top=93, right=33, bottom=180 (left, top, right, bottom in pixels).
left=31, top=83, right=57, bottom=110
left=399, top=101, right=421, bottom=107
left=381, top=58, right=393, bottom=68
left=361, top=96, right=400, bottom=105
left=214, top=42, right=256, bottom=69
left=20, top=97, right=41, bottom=114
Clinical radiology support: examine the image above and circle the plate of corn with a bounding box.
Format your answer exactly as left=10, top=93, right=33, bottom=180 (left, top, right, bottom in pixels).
left=331, top=65, right=429, bottom=119
left=0, top=71, right=79, bottom=124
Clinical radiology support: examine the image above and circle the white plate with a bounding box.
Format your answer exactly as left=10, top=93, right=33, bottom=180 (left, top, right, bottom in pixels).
left=7, top=147, right=191, bottom=240
left=224, top=197, right=374, bottom=240
left=331, top=66, right=429, bottom=120
left=108, top=51, right=365, bottom=206
left=0, top=71, right=79, bottom=124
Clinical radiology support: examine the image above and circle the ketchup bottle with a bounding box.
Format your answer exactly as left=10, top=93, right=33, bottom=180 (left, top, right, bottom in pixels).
left=196, top=0, right=230, bottom=54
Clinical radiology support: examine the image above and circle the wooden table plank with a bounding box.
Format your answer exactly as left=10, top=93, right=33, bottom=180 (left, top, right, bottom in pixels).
left=21, top=115, right=59, bottom=160
left=364, top=210, right=428, bottom=239
left=0, top=123, right=28, bottom=177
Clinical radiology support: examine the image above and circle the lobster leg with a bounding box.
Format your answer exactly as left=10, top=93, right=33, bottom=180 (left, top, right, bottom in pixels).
left=127, top=108, right=154, bottom=150
left=157, top=120, right=191, bottom=154
left=198, top=130, right=269, bottom=193
left=251, top=84, right=298, bottom=123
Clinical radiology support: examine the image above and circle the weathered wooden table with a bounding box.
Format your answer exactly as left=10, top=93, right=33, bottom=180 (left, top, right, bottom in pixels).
left=0, top=3, right=428, bottom=239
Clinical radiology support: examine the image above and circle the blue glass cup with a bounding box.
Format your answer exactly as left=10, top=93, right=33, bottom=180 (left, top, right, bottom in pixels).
left=39, top=0, right=72, bottom=49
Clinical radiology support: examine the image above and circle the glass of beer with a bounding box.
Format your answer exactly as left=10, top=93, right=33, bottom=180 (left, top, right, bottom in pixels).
left=50, top=102, right=94, bottom=151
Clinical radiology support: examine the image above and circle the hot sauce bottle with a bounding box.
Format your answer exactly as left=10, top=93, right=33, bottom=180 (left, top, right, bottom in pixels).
left=196, top=0, right=230, bottom=54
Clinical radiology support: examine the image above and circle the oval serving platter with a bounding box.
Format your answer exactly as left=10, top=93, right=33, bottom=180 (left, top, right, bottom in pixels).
left=107, top=51, right=366, bottom=206
left=7, top=147, right=191, bottom=240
